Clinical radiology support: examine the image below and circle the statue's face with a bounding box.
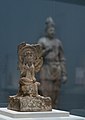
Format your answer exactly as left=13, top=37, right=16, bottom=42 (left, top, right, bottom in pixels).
left=47, top=27, right=55, bottom=38
left=25, top=51, right=34, bottom=63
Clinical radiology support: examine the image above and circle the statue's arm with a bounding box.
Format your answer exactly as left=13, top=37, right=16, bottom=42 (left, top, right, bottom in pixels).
left=38, top=39, right=52, bottom=57
left=58, top=41, right=67, bottom=82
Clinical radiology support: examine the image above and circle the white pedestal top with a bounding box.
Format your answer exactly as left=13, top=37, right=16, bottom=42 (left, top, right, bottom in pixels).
left=0, top=108, right=84, bottom=120
left=0, top=108, right=69, bottom=118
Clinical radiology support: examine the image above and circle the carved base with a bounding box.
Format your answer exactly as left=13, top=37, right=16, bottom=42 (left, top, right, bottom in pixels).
left=7, top=95, right=52, bottom=112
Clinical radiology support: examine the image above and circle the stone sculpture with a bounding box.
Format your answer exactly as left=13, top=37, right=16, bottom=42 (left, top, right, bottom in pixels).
left=7, top=42, right=52, bottom=112
left=38, top=17, right=67, bottom=108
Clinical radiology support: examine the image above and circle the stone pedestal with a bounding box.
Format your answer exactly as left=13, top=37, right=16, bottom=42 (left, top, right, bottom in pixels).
left=7, top=95, right=52, bottom=112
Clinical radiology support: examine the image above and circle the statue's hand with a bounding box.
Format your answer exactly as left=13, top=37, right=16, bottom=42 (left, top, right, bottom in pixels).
left=43, top=47, right=52, bottom=56
left=62, top=76, right=67, bottom=83
left=46, top=47, right=53, bottom=52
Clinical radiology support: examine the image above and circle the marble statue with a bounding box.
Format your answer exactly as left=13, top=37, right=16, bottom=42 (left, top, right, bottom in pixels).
left=38, top=17, right=67, bottom=108
left=7, top=42, right=52, bottom=112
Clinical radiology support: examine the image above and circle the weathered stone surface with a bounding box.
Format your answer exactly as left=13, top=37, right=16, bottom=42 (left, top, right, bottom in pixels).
left=38, top=17, right=67, bottom=108
left=7, top=43, right=52, bottom=112
left=8, top=95, right=52, bottom=112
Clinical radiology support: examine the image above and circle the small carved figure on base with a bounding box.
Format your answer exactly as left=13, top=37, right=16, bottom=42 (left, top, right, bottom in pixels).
left=7, top=42, right=52, bottom=112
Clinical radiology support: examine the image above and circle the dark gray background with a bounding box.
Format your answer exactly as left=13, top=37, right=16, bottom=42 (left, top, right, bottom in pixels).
left=0, top=0, right=85, bottom=115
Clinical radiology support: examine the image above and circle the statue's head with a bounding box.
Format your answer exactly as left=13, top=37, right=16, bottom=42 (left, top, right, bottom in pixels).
left=17, top=42, right=43, bottom=73
left=45, top=17, right=55, bottom=39
left=24, top=50, right=34, bottom=64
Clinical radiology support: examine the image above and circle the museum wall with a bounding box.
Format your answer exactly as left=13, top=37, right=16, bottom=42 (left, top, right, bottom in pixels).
left=0, top=0, right=85, bottom=112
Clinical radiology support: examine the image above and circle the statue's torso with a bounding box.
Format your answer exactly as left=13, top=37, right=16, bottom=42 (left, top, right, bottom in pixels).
left=38, top=37, right=62, bottom=80
left=39, top=37, right=61, bottom=61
